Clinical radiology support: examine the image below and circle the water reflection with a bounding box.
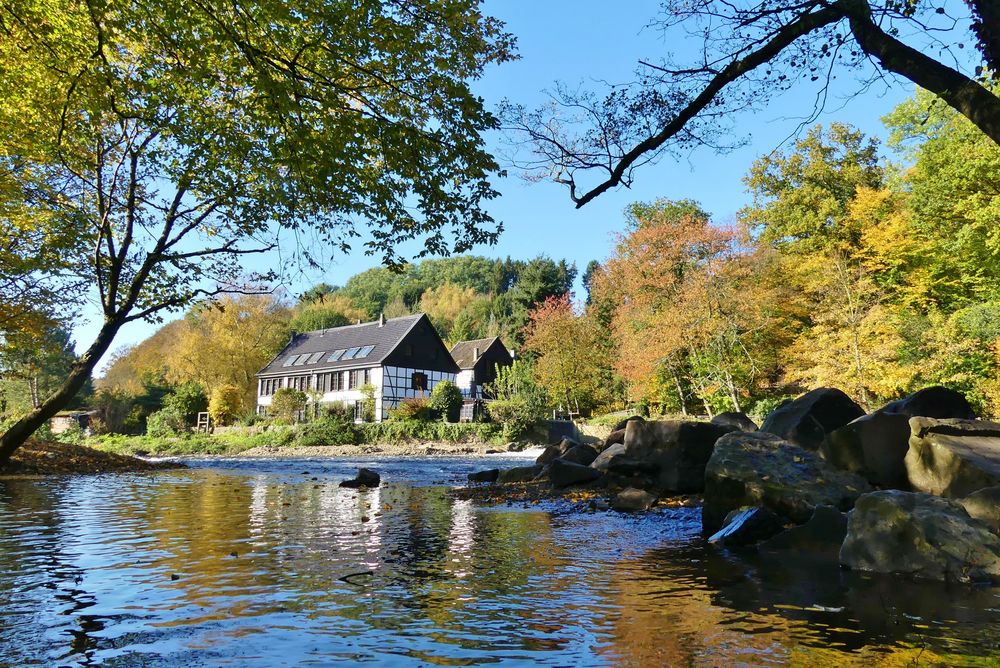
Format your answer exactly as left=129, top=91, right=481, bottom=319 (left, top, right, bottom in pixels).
left=0, top=459, right=997, bottom=667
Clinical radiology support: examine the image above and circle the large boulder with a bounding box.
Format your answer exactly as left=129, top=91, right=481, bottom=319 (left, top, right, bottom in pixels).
left=711, top=412, right=758, bottom=432
left=821, top=412, right=912, bottom=489
left=590, top=442, right=626, bottom=472
left=760, top=387, right=865, bottom=451
left=839, top=490, right=1000, bottom=583
left=611, top=487, right=657, bottom=512
left=879, top=386, right=976, bottom=420
left=758, top=505, right=848, bottom=560
left=612, top=415, right=645, bottom=432
left=703, top=431, right=872, bottom=534
left=548, top=458, right=603, bottom=488
left=603, top=428, right=627, bottom=450
left=535, top=437, right=578, bottom=465
left=624, top=419, right=735, bottom=493
left=560, top=443, right=600, bottom=466
left=960, top=486, right=1000, bottom=532
left=498, top=465, right=544, bottom=484
left=904, top=417, right=1000, bottom=497
left=707, top=506, right=785, bottom=547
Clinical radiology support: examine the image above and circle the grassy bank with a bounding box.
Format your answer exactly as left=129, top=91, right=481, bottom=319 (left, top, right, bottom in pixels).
left=87, top=419, right=507, bottom=457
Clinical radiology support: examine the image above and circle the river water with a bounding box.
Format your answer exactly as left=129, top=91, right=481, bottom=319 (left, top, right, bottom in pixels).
left=0, top=456, right=998, bottom=667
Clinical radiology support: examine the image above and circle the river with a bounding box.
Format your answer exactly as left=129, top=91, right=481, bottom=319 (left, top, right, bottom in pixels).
left=0, top=455, right=997, bottom=666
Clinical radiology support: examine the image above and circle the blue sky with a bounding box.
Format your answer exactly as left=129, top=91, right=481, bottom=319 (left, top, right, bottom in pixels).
left=84, top=1, right=918, bottom=368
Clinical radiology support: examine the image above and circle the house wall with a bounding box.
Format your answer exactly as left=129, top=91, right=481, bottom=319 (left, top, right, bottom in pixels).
left=380, top=365, right=457, bottom=415
left=257, top=366, right=385, bottom=421
left=456, top=369, right=475, bottom=397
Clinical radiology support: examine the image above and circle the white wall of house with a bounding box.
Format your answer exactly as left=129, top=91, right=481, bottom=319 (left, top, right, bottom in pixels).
left=455, top=369, right=475, bottom=398
left=257, top=366, right=385, bottom=421
left=380, top=365, right=457, bottom=416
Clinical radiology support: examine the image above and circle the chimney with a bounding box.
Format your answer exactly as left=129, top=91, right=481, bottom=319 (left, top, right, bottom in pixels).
left=378, top=313, right=385, bottom=327
left=289, top=330, right=298, bottom=343
left=356, top=319, right=362, bottom=325
left=473, top=346, right=480, bottom=362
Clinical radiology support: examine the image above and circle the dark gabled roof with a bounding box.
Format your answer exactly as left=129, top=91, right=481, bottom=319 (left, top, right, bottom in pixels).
left=450, top=337, right=503, bottom=370
left=257, top=314, right=425, bottom=377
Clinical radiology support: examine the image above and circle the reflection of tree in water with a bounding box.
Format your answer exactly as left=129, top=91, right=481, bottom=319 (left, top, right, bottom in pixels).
left=600, top=541, right=1000, bottom=666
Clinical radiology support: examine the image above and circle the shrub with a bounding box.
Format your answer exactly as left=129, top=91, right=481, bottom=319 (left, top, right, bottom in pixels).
left=486, top=397, right=546, bottom=442
left=209, top=384, right=244, bottom=426
left=295, top=415, right=358, bottom=447
left=429, top=380, right=463, bottom=422
left=391, top=397, right=435, bottom=421
left=146, top=405, right=188, bottom=437
left=359, top=383, right=377, bottom=422
left=162, top=381, right=208, bottom=422
left=269, top=387, right=308, bottom=424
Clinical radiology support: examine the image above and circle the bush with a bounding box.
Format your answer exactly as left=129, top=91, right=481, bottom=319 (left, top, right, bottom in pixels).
left=162, top=381, right=208, bottom=422
left=269, top=387, right=308, bottom=424
left=209, top=384, right=244, bottom=426
left=748, top=395, right=794, bottom=423
left=486, top=397, right=546, bottom=442
left=294, top=415, right=358, bottom=447
left=359, top=420, right=502, bottom=444
left=146, top=405, right=188, bottom=437
left=391, top=397, right=435, bottom=421
left=429, top=380, right=463, bottom=422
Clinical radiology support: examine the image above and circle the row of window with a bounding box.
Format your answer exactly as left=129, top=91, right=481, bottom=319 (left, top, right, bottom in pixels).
left=259, top=369, right=372, bottom=396
left=281, top=345, right=376, bottom=368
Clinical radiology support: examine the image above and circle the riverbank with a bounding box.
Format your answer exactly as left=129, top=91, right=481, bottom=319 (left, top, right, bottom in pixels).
left=0, top=440, right=178, bottom=476
left=232, top=440, right=522, bottom=458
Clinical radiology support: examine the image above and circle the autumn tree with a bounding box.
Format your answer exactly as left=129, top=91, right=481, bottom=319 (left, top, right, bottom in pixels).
left=0, top=0, right=514, bottom=461
left=420, top=282, right=479, bottom=342
left=523, top=294, right=611, bottom=414
left=505, top=1, right=999, bottom=207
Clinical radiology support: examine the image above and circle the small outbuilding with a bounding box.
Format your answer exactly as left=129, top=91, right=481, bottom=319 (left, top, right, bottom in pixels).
left=449, top=337, right=513, bottom=399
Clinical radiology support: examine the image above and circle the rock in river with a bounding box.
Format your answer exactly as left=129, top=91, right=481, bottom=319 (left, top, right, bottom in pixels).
left=611, top=487, right=657, bottom=512
left=707, top=506, right=785, bottom=547
left=822, top=412, right=912, bottom=489
left=339, top=468, right=381, bottom=488
left=498, top=465, right=544, bottom=484
left=905, top=417, right=1000, bottom=497
left=839, top=490, right=1000, bottom=583
left=703, top=431, right=872, bottom=535
left=535, top=437, right=578, bottom=466
left=624, top=419, right=735, bottom=493
left=468, top=468, right=500, bottom=484
left=760, top=387, right=865, bottom=451
left=759, top=505, right=848, bottom=561
left=548, top=458, right=603, bottom=488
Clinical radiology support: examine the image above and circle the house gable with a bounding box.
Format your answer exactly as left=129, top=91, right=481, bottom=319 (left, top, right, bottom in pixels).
left=450, top=337, right=513, bottom=387
left=381, top=314, right=460, bottom=374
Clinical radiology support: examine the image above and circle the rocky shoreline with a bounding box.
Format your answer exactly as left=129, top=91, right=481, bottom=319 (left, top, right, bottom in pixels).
left=462, top=386, right=1000, bottom=585
left=231, top=440, right=524, bottom=459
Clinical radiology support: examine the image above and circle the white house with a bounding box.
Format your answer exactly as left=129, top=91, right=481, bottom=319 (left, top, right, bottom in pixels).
left=255, top=313, right=459, bottom=421
left=449, top=337, right=513, bottom=399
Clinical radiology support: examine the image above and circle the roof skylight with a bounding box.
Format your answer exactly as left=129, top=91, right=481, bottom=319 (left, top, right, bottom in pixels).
left=327, top=349, right=346, bottom=362
left=282, top=355, right=300, bottom=367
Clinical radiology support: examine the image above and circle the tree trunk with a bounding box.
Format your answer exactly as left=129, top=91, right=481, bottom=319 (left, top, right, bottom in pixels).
left=670, top=368, right=688, bottom=417
left=0, top=318, right=122, bottom=466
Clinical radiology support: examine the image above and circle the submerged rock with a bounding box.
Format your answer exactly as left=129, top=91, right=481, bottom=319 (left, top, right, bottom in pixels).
left=339, top=468, right=381, bottom=488
left=703, top=431, right=872, bottom=534
left=711, top=412, right=759, bottom=432
left=590, top=442, right=626, bottom=471
left=839, top=490, right=1000, bottom=583
left=880, top=386, right=976, bottom=420
left=759, top=505, right=848, bottom=560
left=959, top=486, right=1000, bottom=532
left=905, top=417, right=1000, bottom=497
left=467, top=468, right=500, bottom=484
left=624, top=419, right=735, bottom=493
left=548, top=458, right=603, bottom=488
left=822, top=412, right=912, bottom=489
left=497, top=465, right=544, bottom=484
left=611, top=487, right=657, bottom=512
left=760, top=387, right=865, bottom=451
left=708, top=506, right=785, bottom=547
